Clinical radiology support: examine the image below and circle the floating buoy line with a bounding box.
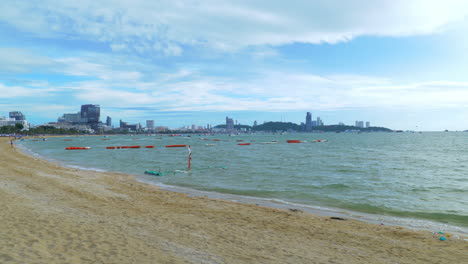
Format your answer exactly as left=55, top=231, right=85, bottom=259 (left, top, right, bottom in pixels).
left=62, top=139, right=327, bottom=176
left=65, top=147, right=91, bottom=150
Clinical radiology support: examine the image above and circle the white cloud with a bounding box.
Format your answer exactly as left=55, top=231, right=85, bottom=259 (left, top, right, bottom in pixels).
left=2, top=49, right=465, bottom=115
left=1, top=0, right=467, bottom=54
left=0, top=83, right=56, bottom=98
left=0, top=48, right=53, bottom=73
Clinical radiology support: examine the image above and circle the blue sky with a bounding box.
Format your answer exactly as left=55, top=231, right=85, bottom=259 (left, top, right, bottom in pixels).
left=0, top=0, right=467, bottom=130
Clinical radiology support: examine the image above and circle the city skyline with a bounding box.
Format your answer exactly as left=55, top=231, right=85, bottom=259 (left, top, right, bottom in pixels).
left=1, top=1, right=468, bottom=131
left=2, top=107, right=380, bottom=132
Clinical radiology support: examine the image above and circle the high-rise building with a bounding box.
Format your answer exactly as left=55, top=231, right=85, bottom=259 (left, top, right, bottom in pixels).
left=119, top=119, right=128, bottom=128
left=80, top=104, right=100, bottom=129
left=226, top=116, right=234, bottom=131
left=9, top=111, right=25, bottom=121
left=81, top=104, right=100, bottom=123
left=106, top=116, right=112, bottom=127
left=365, top=121, right=370, bottom=128
left=355, top=121, right=364, bottom=128
left=305, top=112, right=312, bottom=131
left=146, top=120, right=155, bottom=130
left=253, top=120, right=258, bottom=127
left=316, top=117, right=323, bottom=126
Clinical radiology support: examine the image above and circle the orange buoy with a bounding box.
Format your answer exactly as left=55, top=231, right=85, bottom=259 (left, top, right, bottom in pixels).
left=66, top=147, right=90, bottom=150
left=165, top=144, right=187, bottom=148
left=106, top=146, right=116, bottom=149
left=121, top=146, right=141, bottom=149
left=145, top=145, right=155, bottom=148
left=237, top=143, right=251, bottom=145
left=287, top=140, right=302, bottom=143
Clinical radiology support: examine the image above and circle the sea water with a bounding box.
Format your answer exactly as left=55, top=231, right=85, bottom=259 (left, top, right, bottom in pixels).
left=19, top=132, right=468, bottom=234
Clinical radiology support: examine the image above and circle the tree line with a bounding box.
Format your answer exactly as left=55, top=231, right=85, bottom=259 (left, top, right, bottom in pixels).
left=0, top=125, right=81, bottom=135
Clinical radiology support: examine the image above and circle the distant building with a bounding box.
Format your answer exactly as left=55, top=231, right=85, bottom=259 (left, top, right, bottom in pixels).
left=81, top=104, right=100, bottom=128
left=338, top=122, right=345, bottom=126
left=0, top=111, right=29, bottom=128
left=316, top=117, right=323, bottom=126
left=57, top=104, right=101, bottom=131
left=119, top=119, right=140, bottom=132
left=146, top=120, right=155, bottom=130
left=355, top=121, right=364, bottom=128
left=226, top=116, right=234, bottom=131
left=365, top=121, right=370, bottom=128
left=191, top=124, right=196, bottom=130
left=119, top=120, right=128, bottom=128
left=155, top=126, right=168, bottom=132
left=58, top=113, right=82, bottom=123
left=106, top=116, right=112, bottom=127
left=253, top=120, right=258, bottom=127
left=305, top=112, right=312, bottom=131
left=127, top=124, right=138, bottom=131
left=9, top=111, right=25, bottom=121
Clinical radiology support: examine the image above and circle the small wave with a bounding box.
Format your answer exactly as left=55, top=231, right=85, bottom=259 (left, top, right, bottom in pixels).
left=65, top=164, right=108, bottom=172
left=323, top=183, right=350, bottom=190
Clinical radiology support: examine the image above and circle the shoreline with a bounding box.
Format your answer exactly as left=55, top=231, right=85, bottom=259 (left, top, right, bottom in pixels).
left=19, top=136, right=468, bottom=236
left=1, top=137, right=467, bottom=263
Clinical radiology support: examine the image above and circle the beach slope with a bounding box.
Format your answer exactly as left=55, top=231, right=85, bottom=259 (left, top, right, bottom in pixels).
left=0, top=138, right=466, bottom=263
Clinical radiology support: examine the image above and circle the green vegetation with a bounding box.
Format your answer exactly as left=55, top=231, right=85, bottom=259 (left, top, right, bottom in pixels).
left=316, top=125, right=392, bottom=132
left=251, top=122, right=300, bottom=132
left=213, top=122, right=392, bottom=132
left=0, top=125, right=82, bottom=135
left=0, top=125, right=21, bottom=134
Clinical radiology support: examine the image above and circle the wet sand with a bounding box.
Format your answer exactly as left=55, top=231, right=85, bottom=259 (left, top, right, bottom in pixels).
left=0, top=137, right=466, bottom=263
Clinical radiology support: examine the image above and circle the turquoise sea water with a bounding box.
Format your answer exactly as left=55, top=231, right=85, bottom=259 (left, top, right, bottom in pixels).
left=19, top=132, right=468, bottom=233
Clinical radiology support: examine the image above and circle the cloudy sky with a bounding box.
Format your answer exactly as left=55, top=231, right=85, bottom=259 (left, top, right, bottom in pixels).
left=1, top=0, right=467, bottom=130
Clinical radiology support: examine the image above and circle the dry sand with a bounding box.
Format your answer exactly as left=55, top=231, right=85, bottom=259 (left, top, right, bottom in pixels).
left=0, top=137, right=466, bottom=264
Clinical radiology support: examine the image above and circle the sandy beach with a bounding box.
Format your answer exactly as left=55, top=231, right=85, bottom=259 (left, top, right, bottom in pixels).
left=0, top=137, right=466, bottom=263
